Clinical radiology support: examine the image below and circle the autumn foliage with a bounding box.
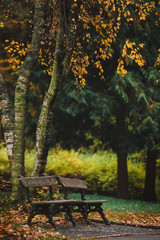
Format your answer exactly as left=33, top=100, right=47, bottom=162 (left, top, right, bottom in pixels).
left=1, top=0, right=160, bottom=86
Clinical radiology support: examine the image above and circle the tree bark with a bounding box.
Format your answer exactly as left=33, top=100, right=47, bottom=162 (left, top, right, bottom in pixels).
left=33, top=106, right=54, bottom=176
left=32, top=1, right=75, bottom=176
left=0, top=72, right=14, bottom=168
left=117, top=146, right=130, bottom=199
left=143, top=147, right=157, bottom=202
left=32, top=13, right=64, bottom=176
left=116, top=113, right=130, bottom=200
left=11, top=0, right=46, bottom=201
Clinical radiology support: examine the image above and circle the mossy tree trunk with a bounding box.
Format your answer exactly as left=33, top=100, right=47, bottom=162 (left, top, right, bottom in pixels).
left=0, top=72, right=14, bottom=168
left=11, top=0, right=46, bottom=201
left=32, top=0, right=75, bottom=176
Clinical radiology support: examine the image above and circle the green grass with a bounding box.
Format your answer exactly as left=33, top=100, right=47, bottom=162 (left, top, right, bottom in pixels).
left=69, top=193, right=160, bottom=213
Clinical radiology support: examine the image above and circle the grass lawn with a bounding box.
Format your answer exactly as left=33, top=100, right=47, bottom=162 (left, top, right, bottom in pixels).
left=87, top=194, right=160, bottom=213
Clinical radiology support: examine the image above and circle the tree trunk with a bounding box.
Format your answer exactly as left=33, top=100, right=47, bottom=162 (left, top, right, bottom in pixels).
left=33, top=106, right=54, bottom=176
left=11, top=0, right=46, bottom=201
left=117, top=146, right=130, bottom=199
left=32, top=1, right=75, bottom=176
left=32, top=15, right=64, bottom=176
left=0, top=72, right=14, bottom=168
left=143, top=147, right=157, bottom=202
left=116, top=113, right=130, bottom=200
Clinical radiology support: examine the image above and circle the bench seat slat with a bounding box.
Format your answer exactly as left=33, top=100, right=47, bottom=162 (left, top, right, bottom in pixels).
left=77, top=200, right=108, bottom=204
left=32, top=200, right=78, bottom=205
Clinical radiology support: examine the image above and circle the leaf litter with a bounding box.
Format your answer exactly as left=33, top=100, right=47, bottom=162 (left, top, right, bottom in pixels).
left=0, top=205, right=160, bottom=240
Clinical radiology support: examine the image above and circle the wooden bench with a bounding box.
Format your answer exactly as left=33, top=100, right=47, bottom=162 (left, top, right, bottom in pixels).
left=18, top=176, right=77, bottom=227
left=56, top=176, right=110, bottom=226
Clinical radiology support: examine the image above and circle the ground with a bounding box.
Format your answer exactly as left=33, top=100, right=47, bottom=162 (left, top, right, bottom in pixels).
left=0, top=206, right=160, bottom=240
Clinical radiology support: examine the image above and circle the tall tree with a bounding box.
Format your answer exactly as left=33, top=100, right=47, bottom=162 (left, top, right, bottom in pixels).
left=0, top=0, right=47, bottom=200
left=32, top=0, right=76, bottom=175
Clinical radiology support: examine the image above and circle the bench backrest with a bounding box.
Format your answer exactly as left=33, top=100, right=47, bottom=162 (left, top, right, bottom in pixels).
left=19, top=176, right=58, bottom=188
left=19, top=176, right=58, bottom=203
left=57, top=176, right=87, bottom=190
left=56, top=176, right=87, bottom=200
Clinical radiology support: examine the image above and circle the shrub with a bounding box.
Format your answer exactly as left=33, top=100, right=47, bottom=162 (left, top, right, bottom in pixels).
left=0, top=143, right=10, bottom=177
left=0, top=145, right=159, bottom=200
left=128, top=159, right=145, bottom=199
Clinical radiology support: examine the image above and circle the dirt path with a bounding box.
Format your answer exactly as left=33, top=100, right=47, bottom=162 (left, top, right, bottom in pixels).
left=56, top=222, right=160, bottom=240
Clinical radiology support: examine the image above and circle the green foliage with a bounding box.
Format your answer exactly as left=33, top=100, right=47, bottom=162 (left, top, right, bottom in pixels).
left=129, top=151, right=147, bottom=163
left=128, top=159, right=145, bottom=199
left=0, top=143, right=10, bottom=175
left=0, top=145, right=160, bottom=200
left=25, top=147, right=155, bottom=199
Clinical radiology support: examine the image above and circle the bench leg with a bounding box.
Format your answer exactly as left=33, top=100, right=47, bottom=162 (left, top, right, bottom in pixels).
left=82, top=212, right=92, bottom=225
left=66, top=206, right=76, bottom=227
left=97, top=206, right=110, bottom=225
left=43, top=205, right=57, bottom=228
left=28, top=205, right=56, bottom=228
left=46, top=212, right=56, bottom=228
left=80, top=204, right=110, bottom=226
left=28, top=207, right=36, bottom=225
left=80, top=206, right=92, bottom=225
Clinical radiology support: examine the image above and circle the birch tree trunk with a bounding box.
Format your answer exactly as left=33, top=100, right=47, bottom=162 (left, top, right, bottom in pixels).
left=32, top=17, right=63, bottom=176
left=12, top=0, right=46, bottom=201
left=0, top=72, right=14, bottom=167
left=32, top=0, right=75, bottom=176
